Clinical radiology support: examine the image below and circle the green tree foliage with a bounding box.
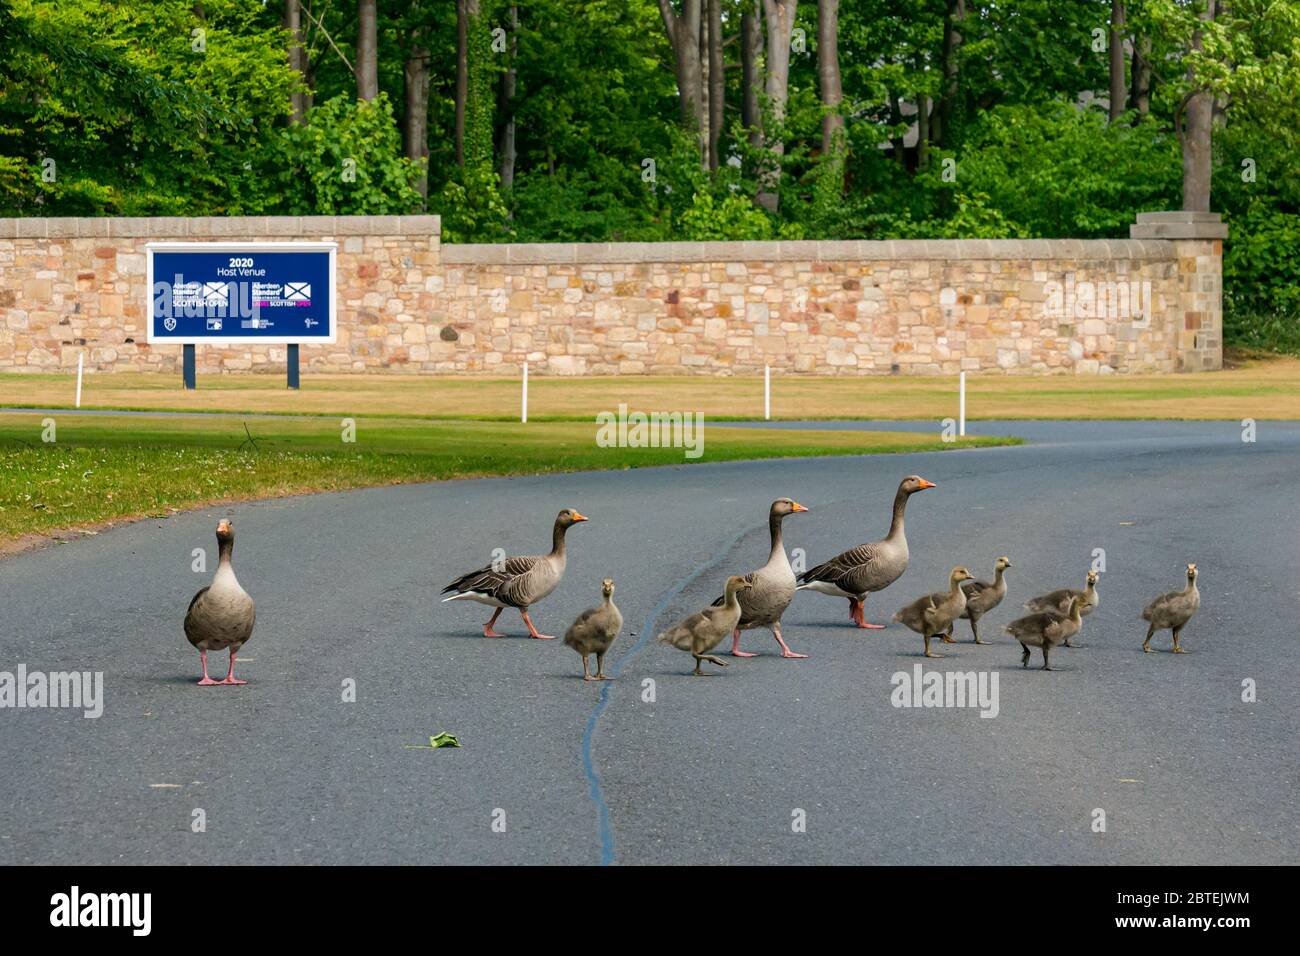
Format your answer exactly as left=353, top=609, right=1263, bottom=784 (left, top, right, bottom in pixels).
left=277, top=94, right=423, bottom=215
left=2, top=0, right=1298, bottom=346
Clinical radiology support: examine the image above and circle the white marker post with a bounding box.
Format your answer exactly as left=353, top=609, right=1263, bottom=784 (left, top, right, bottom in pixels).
left=959, top=371, right=966, bottom=437
left=521, top=361, right=529, bottom=424
left=764, top=365, right=771, bottom=421
left=75, top=352, right=84, bottom=409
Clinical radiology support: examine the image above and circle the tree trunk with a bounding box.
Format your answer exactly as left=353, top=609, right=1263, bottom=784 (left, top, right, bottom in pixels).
left=496, top=5, right=519, bottom=190
left=284, top=0, right=310, bottom=123
left=935, top=0, right=965, bottom=147
left=708, top=0, right=724, bottom=171
left=889, top=92, right=906, bottom=167
left=1130, top=34, right=1151, bottom=117
left=356, top=0, right=378, bottom=101
left=817, top=0, right=843, bottom=156
left=658, top=1, right=705, bottom=164
left=455, top=0, right=476, bottom=166
left=1181, top=1, right=1217, bottom=212
left=916, top=94, right=930, bottom=170
left=757, top=0, right=797, bottom=212
left=403, top=41, right=430, bottom=201
left=741, top=4, right=762, bottom=152
left=1108, top=1, right=1126, bottom=121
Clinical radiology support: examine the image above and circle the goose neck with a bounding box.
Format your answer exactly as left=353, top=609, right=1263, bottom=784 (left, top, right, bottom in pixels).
left=550, top=520, right=568, bottom=557
left=767, top=511, right=786, bottom=561
left=887, top=488, right=909, bottom=539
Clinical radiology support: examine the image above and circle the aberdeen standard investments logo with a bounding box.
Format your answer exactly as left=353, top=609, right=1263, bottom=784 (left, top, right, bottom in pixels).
left=50, top=887, right=151, bottom=936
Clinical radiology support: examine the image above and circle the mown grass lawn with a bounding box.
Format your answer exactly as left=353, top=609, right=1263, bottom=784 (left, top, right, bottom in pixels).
left=0, top=413, right=1016, bottom=545
left=1, top=351, right=1296, bottom=421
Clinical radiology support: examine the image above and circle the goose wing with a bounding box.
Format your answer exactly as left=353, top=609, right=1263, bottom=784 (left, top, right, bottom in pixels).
left=799, top=541, right=894, bottom=593
left=442, top=554, right=543, bottom=605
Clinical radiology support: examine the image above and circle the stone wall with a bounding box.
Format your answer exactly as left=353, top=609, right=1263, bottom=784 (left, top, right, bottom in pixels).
left=0, top=212, right=1224, bottom=376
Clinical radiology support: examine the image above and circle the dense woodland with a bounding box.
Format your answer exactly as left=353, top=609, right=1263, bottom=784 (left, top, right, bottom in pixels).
left=2, top=1, right=1298, bottom=347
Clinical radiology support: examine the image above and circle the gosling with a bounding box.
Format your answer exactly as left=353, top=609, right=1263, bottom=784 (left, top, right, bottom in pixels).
left=1005, top=596, right=1084, bottom=671
left=1023, top=569, right=1099, bottom=647
left=1141, top=563, right=1201, bottom=654
left=951, top=556, right=1012, bottom=644
left=892, top=567, right=974, bottom=659
left=563, top=578, right=623, bottom=681
left=658, top=576, right=753, bottom=676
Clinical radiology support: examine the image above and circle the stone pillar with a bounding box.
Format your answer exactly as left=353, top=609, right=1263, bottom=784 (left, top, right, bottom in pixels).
left=1130, top=211, right=1227, bottom=372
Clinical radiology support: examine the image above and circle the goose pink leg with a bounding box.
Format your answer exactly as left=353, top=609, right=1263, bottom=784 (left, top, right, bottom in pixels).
left=851, top=598, right=885, bottom=629
left=730, top=628, right=757, bottom=658
left=218, top=649, right=246, bottom=686
left=772, top=622, right=807, bottom=659
left=520, top=610, right=555, bottom=640
left=482, top=607, right=506, bottom=637
left=196, top=651, right=218, bottom=686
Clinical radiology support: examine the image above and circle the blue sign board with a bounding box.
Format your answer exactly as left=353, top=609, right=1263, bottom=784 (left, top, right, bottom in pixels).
left=146, top=242, right=337, bottom=344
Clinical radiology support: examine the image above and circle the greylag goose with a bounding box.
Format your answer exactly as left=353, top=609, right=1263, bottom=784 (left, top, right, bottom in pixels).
left=796, top=475, right=936, bottom=628
left=563, top=578, right=623, bottom=681
left=892, top=567, right=973, bottom=659
left=440, top=508, right=588, bottom=639
left=1142, top=563, right=1200, bottom=653
left=184, top=519, right=256, bottom=686
left=658, top=576, right=753, bottom=676
left=1005, top=596, right=1083, bottom=670
left=711, top=498, right=809, bottom=658
left=951, top=556, right=1012, bottom=644
left=1023, top=570, right=1099, bottom=647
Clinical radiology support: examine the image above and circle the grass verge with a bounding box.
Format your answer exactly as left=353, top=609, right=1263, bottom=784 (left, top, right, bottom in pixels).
left=1, top=352, right=1298, bottom=421
left=0, top=412, right=1017, bottom=546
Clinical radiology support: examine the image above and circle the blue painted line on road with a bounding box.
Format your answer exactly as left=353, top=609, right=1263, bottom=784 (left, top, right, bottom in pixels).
left=581, top=522, right=756, bottom=866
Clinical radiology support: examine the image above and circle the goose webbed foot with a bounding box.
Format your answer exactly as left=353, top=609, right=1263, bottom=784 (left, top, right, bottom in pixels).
left=483, top=607, right=506, bottom=638
left=197, top=651, right=219, bottom=686
left=772, top=624, right=808, bottom=659
left=691, top=653, right=726, bottom=676
left=730, top=628, right=757, bottom=657
left=1172, top=645, right=1187, bottom=654
left=217, top=651, right=246, bottom=685
left=850, top=600, right=886, bottom=629
left=972, top=638, right=991, bottom=645
left=520, top=611, right=555, bottom=640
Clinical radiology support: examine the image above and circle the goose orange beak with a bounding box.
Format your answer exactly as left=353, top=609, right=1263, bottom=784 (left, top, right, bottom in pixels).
left=917, top=479, right=937, bottom=490
left=572, top=512, right=589, bottom=522
left=792, top=502, right=809, bottom=513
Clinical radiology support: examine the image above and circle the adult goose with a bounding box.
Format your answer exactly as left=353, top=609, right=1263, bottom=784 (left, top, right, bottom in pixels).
left=1141, top=563, right=1201, bottom=653
left=892, top=566, right=973, bottom=658
left=563, top=578, right=623, bottom=681
left=184, top=519, right=256, bottom=686
left=659, top=576, right=753, bottom=676
left=1006, top=596, right=1084, bottom=671
left=1024, top=570, right=1099, bottom=647
left=951, top=556, right=1012, bottom=644
left=711, top=498, right=809, bottom=659
left=441, top=508, right=588, bottom=639
left=796, top=475, right=936, bottom=628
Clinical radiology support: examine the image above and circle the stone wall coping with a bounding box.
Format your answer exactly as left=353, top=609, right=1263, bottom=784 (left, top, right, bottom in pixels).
left=441, top=237, right=1172, bottom=265
left=1131, top=210, right=1229, bottom=240
left=0, top=215, right=441, bottom=239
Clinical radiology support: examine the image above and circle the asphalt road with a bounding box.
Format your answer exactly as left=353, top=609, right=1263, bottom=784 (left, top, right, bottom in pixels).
left=1, top=420, right=1297, bottom=865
